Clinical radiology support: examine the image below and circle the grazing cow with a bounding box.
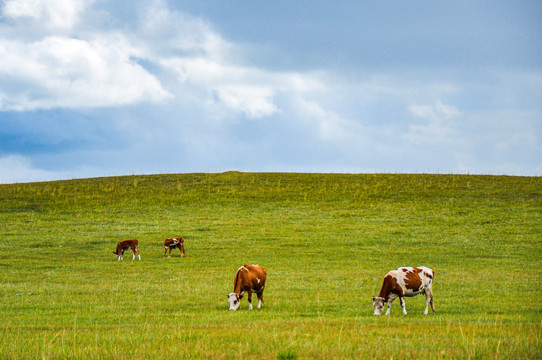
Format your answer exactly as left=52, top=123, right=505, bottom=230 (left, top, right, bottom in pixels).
left=164, top=236, right=185, bottom=257
left=227, top=264, right=267, bottom=311
left=113, top=239, right=141, bottom=261
left=372, top=266, right=435, bottom=315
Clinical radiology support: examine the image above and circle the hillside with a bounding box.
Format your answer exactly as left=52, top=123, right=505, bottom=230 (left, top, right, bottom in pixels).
left=0, top=173, right=540, bottom=359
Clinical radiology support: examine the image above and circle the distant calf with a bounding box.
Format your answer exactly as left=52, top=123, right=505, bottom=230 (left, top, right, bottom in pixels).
left=164, top=236, right=185, bottom=257
left=372, top=266, right=435, bottom=315
left=113, top=239, right=141, bottom=261
left=227, top=264, right=267, bottom=311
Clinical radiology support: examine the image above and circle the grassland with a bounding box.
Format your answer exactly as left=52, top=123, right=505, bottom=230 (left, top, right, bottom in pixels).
left=0, top=172, right=540, bottom=359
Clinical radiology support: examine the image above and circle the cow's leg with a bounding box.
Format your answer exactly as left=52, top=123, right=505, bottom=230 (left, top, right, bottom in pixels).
left=385, top=300, right=392, bottom=315
left=132, top=247, right=141, bottom=261
left=257, top=291, right=264, bottom=309
left=248, top=293, right=253, bottom=310
left=164, top=247, right=168, bottom=257
left=399, top=297, right=407, bottom=315
left=425, top=288, right=436, bottom=314
left=385, top=294, right=396, bottom=315
left=180, top=245, right=185, bottom=257
left=423, top=290, right=430, bottom=315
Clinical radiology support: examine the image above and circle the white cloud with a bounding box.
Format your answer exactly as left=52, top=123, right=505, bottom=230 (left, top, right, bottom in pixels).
left=0, top=0, right=172, bottom=111
left=0, top=35, right=171, bottom=110
left=295, top=99, right=365, bottom=141
left=2, top=0, right=42, bottom=19
left=409, top=100, right=461, bottom=121
left=159, top=54, right=327, bottom=119
left=0, top=0, right=324, bottom=116
left=214, top=85, right=278, bottom=118
left=137, top=0, right=231, bottom=61
left=2, top=0, right=89, bottom=30
left=406, top=100, right=461, bottom=145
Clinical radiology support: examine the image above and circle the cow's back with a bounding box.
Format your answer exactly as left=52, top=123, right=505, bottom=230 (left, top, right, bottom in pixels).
left=244, top=264, right=266, bottom=278
left=398, top=266, right=434, bottom=292
left=236, top=264, right=266, bottom=292
left=120, top=239, right=138, bottom=249
left=165, top=237, right=181, bottom=247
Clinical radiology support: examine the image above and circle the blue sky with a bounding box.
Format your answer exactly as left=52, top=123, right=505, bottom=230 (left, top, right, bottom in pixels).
left=0, top=0, right=541, bottom=183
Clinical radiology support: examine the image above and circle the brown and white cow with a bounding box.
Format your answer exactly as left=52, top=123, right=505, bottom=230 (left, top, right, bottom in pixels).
left=372, top=266, right=435, bottom=315
left=113, top=239, right=141, bottom=261
left=227, top=264, right=267, bottom=311
left=164, top=236, right=185, bottom=257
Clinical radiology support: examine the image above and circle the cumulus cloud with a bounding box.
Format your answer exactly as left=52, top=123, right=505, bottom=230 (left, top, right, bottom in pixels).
left=0, top=35, right=171, bottom=110
left=161, top=55, right=327, bottom=119
left=160, top=57, right=281, bottom=118
left=214, top=85, right=278, bottom=118
left=0, top=0, right=325, bottom=118
left=0, top=0, right=171, bottom=111
left=136, top=0, right=231, bottom=61
left=2, top=0, right=89, bottom=30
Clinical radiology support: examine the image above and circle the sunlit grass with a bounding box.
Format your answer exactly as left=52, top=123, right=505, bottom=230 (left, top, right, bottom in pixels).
left=0, top=173, right=540, bottom=359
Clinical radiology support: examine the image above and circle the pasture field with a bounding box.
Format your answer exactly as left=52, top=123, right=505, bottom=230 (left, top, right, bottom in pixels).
left=0, top=172, right=540, bottom=359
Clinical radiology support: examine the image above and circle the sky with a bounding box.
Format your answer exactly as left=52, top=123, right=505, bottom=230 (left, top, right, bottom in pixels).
left=0, top=0, right=541, bottom=183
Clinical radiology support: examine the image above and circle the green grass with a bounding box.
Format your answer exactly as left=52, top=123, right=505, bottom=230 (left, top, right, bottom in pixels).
left=0, top=172, right=540, bottom=359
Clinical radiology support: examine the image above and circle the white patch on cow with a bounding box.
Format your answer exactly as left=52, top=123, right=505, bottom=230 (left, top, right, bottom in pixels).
left=257, top=299, right=262, bottom=309
left=248, top=302, right=253, bottom=310
left=394, top=272, right=408, bottom=294
left=373, top=296, right=385, bottom=316
left=400, top=297, right=407, bottom=315
left=228, top=293, right=241, bottom=311
left=256, top=278, right=260, bottom=284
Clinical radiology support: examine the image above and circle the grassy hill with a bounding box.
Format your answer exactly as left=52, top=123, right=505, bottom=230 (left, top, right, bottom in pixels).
left=0, top=172, right=540, bottom=359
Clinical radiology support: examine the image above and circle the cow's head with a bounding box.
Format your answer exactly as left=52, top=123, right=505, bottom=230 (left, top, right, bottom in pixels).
left=227, top=293, right=240, bottom=311
left=372, top=296, right=385, bottom=315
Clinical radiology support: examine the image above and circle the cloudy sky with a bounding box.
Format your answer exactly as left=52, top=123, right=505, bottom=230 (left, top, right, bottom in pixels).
left=0, top=0, right=540, bottom=183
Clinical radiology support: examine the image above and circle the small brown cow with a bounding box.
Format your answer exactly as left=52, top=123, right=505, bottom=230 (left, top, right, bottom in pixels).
left=164, top=236, right=185, bottom=257
left=113, top=239, right=141, bottom=261
left=372, top=266, right=435, bottom=315
left=227, top=264, right=267, bottom=311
